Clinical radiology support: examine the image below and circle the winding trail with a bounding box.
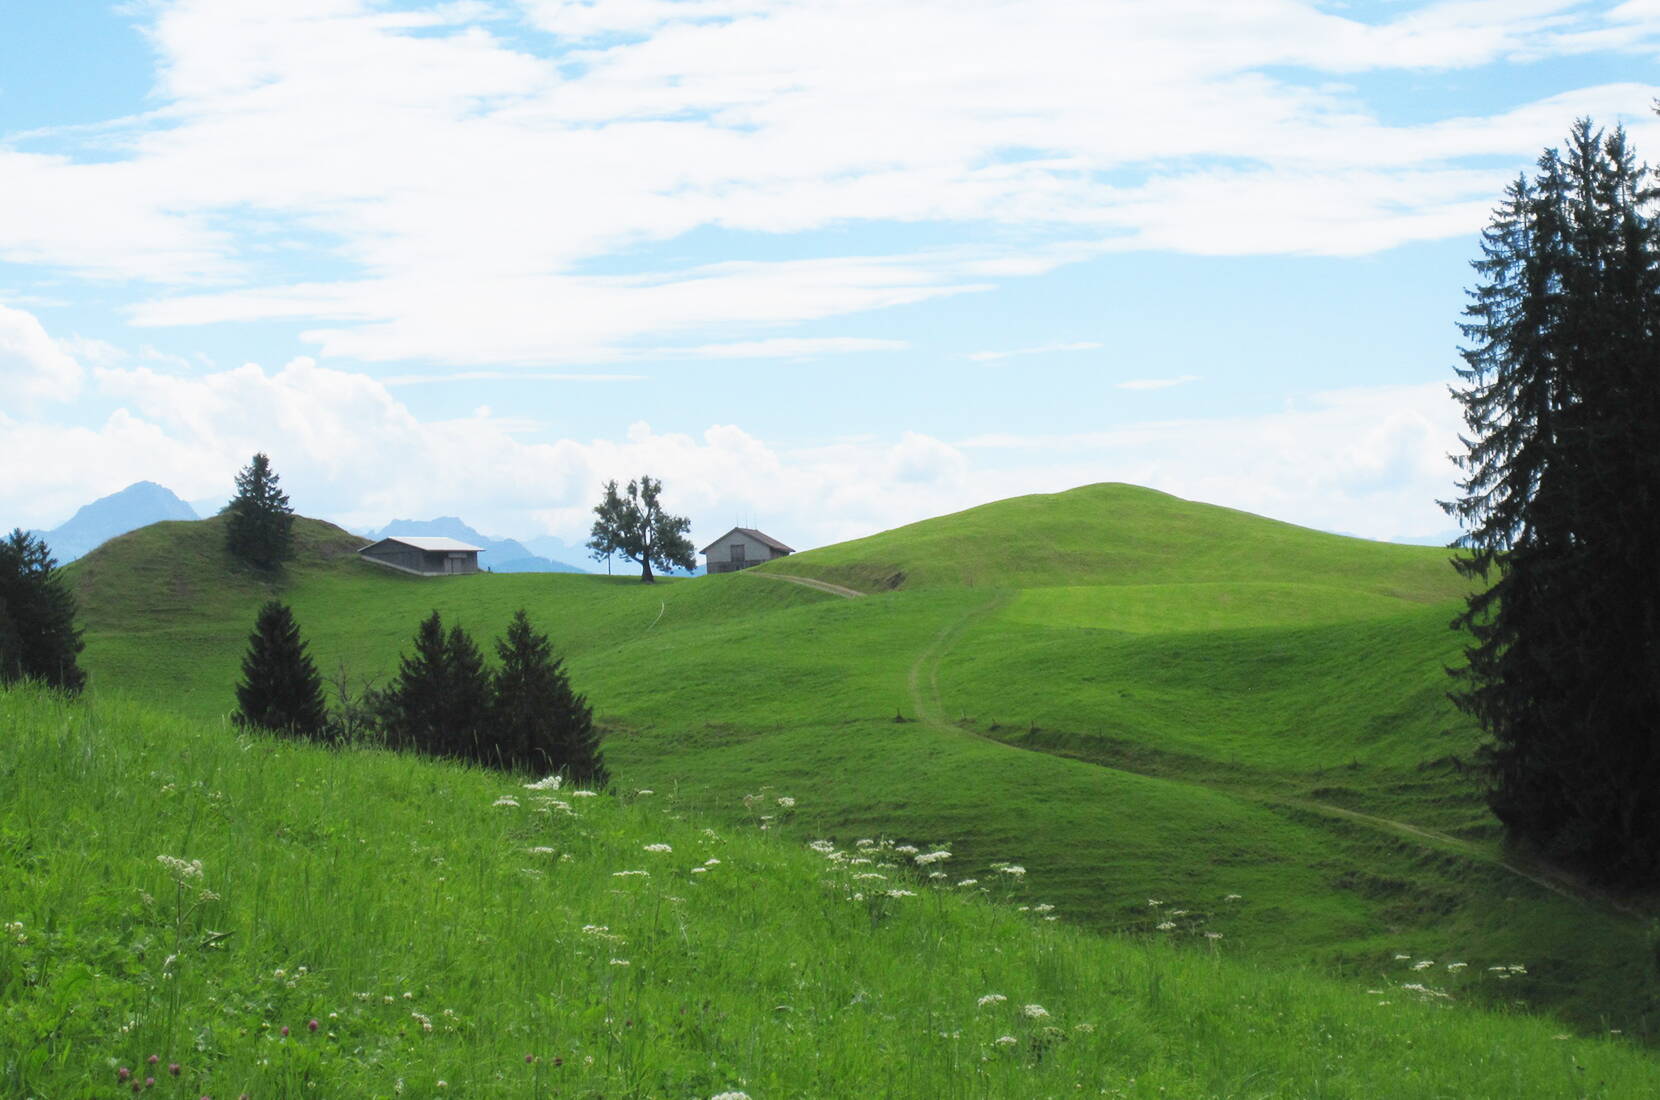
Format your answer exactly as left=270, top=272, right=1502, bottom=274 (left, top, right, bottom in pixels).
left=901, top=593, right=1633, bottom=916
left=754, top=572, right=867, bottom=599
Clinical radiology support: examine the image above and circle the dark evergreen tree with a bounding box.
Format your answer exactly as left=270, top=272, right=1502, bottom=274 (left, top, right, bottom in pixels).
left=0, top=529, right=86, bottom=693
left=1444, top=119, right=1660, bottom=885
left=381, top=611, right=491, bottom=759
left=382, top=611, right=450, bottom=753
left=224, top=453, right=295, bottom=569
left=586, top=476, right=696, bottom=583
left=490, top=609, right=608, bottom=784
left=443, top=621, right=491, bottom=760
left=234, top=601, right=328, bottom=738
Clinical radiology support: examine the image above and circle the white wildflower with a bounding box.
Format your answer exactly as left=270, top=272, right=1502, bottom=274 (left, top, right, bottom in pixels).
left=854, top=872, right=887, bottom=881
left=1446, top=962, right=1467, bottom=972
left=690, top=867, right=707, bottom=874
left=1032, top=903, right=1054, bottom=913
left=609, top=958, right=630, bottom=967
left=1204, top=931, right=1223, bottom=941
left=1146, top=898, right=1162, bottom=907
left=492, top=796, right=520, bottom=808
left=855, top=838, right=875, bottom=848
left=612, top=870, right=649, bottom=878
left=710, top=1092, right=752, bottom=1100
left=1224, top=893, right=1243, bottom=901
left=156, top=855, right=204, bottom=882
left=776, top=796, right=795, bottom=808
left=527, top=847, right=556, bottom=855
left=637, top=789, right=654, bottom=796
left=998, top=865, right=1026, bottom=877
left=1411, top=960, right=1435, bottom=971
left=643, top=843, right=673, bottom=853
left=523, top=775, right=563, bottom=791
left=1022, top=1004, right=1050, bottom=1019
left=704, top=857, right=721, bottom=866
left=885, top=889, right=916, bottom=898
left=1156, top=921, right=1177, bottom=931
left=993, top=1035, right=1018, bottom=1048
left=914, top=850, right=952, bottom=865
left=957, top=878, right=978, bottom=887
left=894, top=844, right=919, bottom=855
left=977, top=993, right=1007, bottom=1007
left=571, top=790, right=598, bottom=798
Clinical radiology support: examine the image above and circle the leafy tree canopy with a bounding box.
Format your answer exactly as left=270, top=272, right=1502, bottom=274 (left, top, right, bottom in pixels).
left=586, top=476, right=695, bottom=583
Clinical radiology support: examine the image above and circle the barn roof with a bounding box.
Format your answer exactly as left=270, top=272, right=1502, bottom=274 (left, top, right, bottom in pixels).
left=362, top=536, right=483, bottom=553
left=699, top=527, right=794, bottom=554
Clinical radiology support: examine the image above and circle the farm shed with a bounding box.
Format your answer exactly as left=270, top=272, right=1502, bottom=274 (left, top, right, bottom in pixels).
left=358, top=535, right=483, bottom=576
left=700, top=527, right=794, bottom=574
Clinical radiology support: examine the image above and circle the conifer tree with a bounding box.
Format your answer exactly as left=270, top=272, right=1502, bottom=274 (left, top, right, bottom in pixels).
left=443, top=621, right=491, bottom=760
left=1444, top=119, right=1660, bottom=885
left=381, top=611, right=491, bottom=759
left=382, top=611, right=451, bottom=753
left=0, top=529, right=85, bottom=693
left=224, top=453, right=295, bottom=569
left=234, top=601, right=328, bottom=738
left=490, top=609, right=608, bottom=784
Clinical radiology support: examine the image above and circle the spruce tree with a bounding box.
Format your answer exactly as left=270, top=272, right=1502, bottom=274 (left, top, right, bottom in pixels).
left=0, top=529, right=86, bottom=693
left=381, top=611, right=491, bottom=760
left=224, top=453, right=295, bottom=569
left=443, top=622, right=491, bottom=761
left=383, top=611, right=451, bottom=753
left=1445, top=119, right=1660, bottom=885
left=234, top=601, right=328, bottom=738
left=490, top=609, right=608, bottom=784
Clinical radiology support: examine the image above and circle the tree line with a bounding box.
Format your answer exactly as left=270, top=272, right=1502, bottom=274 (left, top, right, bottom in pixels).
left=235, top=602, right=607, bottom=785
left=1446, top=116, right=1660, bottom=887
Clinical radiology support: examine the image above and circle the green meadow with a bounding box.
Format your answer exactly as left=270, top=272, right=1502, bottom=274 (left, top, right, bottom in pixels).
left=4, top=687, right=1658, bottom=1098
left=6, top=481, right=1658, bottom=1093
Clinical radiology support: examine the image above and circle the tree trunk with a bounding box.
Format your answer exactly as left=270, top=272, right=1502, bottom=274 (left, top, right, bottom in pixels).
left=640, top=558, right=655, bottom=584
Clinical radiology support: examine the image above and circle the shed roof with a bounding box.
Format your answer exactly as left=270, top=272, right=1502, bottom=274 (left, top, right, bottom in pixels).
left=362, top=536, right=483, bottom=553
left=699, top=527, right=794, bottom=555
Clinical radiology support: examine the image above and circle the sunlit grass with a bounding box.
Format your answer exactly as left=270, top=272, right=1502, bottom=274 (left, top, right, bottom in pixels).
left=4, top=687, right=1656, bottom=1098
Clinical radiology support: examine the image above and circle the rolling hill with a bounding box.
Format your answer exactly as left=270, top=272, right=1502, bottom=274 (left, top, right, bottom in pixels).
left=60, top=484, right=1660, bottom=1038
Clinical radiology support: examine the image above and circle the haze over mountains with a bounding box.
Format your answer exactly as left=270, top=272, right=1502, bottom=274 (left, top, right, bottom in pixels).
left=27, top=481, right=198, bottom=563
left=22, top=482, right=600, bottom=572
left=364, top=517, right=587, bottom=574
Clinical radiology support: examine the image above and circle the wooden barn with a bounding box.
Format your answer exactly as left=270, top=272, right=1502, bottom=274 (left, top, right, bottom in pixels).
left=700, top=527, right=794, bottom=574
left=358, top=535, right=483, bottom=576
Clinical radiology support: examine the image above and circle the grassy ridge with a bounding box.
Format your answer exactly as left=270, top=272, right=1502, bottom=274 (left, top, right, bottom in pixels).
left=4, top=688, right=1657, bottom=1098
left=60, top=487, right=1660, bottom=1037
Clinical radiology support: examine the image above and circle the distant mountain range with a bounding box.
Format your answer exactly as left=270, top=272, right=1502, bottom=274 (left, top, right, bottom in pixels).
left=29, top=481, right=198, bottom=563
left=27, top=482, right=711, bottom=575
left=365, top=517, right=588, bottom=574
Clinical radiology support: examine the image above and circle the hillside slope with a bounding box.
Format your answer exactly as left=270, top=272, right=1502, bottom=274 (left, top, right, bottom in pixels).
left=62, top=487, right=1660, bottom=1038
left=7, top=688, right=1656, bottom=1097
left=761, top=482, right=1466, bottom=600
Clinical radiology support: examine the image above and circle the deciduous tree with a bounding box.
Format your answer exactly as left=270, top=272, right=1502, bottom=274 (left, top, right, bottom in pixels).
left=586, top=476, right=695, bottom=583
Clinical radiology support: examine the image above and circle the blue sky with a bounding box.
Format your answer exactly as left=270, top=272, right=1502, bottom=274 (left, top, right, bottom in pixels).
left=3, top=0, right=1657, bottom=552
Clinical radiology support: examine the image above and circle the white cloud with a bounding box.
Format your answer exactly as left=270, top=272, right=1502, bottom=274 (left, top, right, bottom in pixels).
left=5, top=330, right=1461, bottom=543
left=1, top=2, right=1654, bottom=365
left=0, top=303, right=84, bottom=406
left=1117, top=375, right=1199, bottom=391
left=968, top=341, right=1103, bottom=362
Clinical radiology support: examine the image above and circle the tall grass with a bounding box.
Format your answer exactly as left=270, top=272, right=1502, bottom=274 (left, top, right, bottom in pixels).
left=3, top=687, right=1655, bottom=1098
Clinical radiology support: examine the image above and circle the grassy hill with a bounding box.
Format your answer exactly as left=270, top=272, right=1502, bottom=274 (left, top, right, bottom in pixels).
left=59, top=486, right=1660, bottom=1039
left=5, top=687, right=1657, bottom=1098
